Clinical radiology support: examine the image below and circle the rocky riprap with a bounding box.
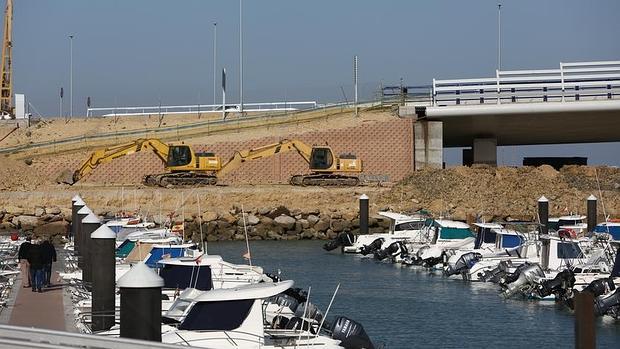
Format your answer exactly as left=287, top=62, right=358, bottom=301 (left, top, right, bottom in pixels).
left=0, top=204, right=390, bottom=241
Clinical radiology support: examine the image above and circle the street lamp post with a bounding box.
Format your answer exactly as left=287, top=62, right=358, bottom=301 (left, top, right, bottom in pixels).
left=497, top=4, right=502, bottom=71
left=213, top=22, right=217, bottom=108
left=69, top=35, right=74, bottom=118
left=239, top=0, right=243, bottom=114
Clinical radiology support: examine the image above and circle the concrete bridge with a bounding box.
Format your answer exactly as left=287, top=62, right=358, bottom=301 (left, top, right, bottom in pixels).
left=402, top=60, right=620, bottom=167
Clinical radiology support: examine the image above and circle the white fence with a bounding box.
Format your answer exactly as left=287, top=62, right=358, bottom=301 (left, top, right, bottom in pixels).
left=432, top=60, right=620, bottom=106
left=86, top=101, right=318, bottom=118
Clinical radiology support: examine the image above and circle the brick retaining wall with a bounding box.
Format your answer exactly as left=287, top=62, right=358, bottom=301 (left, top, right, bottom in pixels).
left=36, top=117, right=414, bottom=185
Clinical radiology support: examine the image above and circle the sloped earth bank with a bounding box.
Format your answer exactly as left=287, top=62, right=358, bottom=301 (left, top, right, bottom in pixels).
left=0, top=165, right=618, bottom=238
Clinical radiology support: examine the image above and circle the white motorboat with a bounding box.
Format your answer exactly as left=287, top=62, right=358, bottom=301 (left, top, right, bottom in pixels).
left=324, top=211, right=427, bottom=254
left=161, top=280, right=376, bottom=348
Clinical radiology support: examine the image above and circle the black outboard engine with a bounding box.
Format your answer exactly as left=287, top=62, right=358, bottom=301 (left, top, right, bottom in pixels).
left=422, top=251, right=447, bottom=269
left=583, top=277, right=615, bottom=298
left=330, top=316, right=375, bottom=349
left=478, top=260, right=511, bottom=283
left=374, top=241, right=407, bottom=261
left=283, top=287, right=308, bottom=304
left=323, top=232, right=355, bottom=251
left=536, top=269, right=576, bottom=300
left=295, top=302, right=324, bottom=323
left=360, top=238, right=384, bottom=256
left=444, top=252, right=483, bottom=277
left=269, top=293, right=300, bottom=313
left=594, top=287, right=620, bottom=318
left=566, top=277, right=616, bottom=310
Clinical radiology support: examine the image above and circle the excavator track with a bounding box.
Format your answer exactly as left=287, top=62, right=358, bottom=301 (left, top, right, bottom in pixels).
left=143, top=173, right=218, bottom=187
left=289, top=174, right=360, bottom=187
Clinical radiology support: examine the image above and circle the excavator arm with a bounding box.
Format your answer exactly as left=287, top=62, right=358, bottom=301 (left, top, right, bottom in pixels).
left=218, top=139, right=313, bottom=177
left=72, top=138, right=171, bottom=183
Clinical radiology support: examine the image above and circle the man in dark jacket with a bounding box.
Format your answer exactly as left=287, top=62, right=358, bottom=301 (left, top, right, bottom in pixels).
left=27, top=239, right=45, bottom=292
left=41, top=238, right=57, bottom=287
left=18, top=237, right=32, bottom=288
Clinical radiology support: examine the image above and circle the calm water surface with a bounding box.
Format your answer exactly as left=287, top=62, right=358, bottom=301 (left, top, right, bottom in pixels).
left=207, top=240, right=620, bottom=349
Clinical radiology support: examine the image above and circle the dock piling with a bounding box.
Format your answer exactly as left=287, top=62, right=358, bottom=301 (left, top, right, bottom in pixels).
left=118, top=262, right=164, bottom=342
left=90, top=224, right=116, bottom=332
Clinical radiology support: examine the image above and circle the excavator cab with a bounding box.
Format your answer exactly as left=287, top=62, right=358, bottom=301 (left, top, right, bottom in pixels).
left=167, top=145, right=193, bottom=167
left=309, top=147, right=334, bottom=170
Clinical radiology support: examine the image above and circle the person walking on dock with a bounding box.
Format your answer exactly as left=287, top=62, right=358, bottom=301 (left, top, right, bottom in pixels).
left=41, top=238, right=57, bottom=287
left=18, top=237, right=32, bottom=289
left=26, top=238, right=45, bottom=293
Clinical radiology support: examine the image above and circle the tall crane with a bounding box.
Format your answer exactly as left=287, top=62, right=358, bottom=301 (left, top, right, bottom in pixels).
left=0, top=0, right=13, bottom=119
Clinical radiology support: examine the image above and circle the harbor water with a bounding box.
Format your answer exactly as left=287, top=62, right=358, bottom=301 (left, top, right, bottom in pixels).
left=207, top=240, right=620, bottom=349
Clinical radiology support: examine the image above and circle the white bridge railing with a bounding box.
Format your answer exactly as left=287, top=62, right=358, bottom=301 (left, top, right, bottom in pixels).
left=432, top=60, right=620, bottom=107
left=86, top=101, right=318, bottom=118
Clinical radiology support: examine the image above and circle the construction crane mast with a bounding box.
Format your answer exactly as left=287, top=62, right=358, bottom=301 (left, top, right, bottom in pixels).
left=0, top=0, right=13, bottom=119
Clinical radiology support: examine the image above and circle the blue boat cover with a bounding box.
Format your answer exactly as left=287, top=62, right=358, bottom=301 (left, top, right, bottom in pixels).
left=594, top=224, right=620, bottom=240
left=145, top=247, right=186, bottom=267
left=501, top=234, right=523, bottom=249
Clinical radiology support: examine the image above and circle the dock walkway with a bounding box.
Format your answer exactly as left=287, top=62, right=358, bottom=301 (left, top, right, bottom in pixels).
left=0, top=250, right=74, bottom=332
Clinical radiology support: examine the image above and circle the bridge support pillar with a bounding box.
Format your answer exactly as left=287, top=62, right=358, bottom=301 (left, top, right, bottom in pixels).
left=414, top=121, right=443, bottom=170
left=473, top=138, right=497, bottom=166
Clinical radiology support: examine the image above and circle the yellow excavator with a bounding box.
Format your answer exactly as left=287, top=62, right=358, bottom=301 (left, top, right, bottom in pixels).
left=72, top=138, right=362, bottom=187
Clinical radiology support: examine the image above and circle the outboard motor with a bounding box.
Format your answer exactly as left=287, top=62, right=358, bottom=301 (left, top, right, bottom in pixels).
left=499, top=263, right=532, bottom=287
left=359, top=238, right=384, bottom=256
left=566, top=277, right=615, bottom=309
left=269, top=293, right=300, bottom=313
left=330, top=316, right=375, bottom=349
left=283, top=287, right=308, bottom=304
left=444, top=252, right=483, bottom=277
left=583, top=277, right=616, bottom=297
left=295, top=302, right=324, bottom=323
left=323, top=232, right=355, bottom=251
left=374, top=241, right=407, bottom=261
left=594, top=288, right=620, bottom=318
left=536, top=269, right=576, bottom=300
left=285, top=316, right=316, bottom=333
left=478, top=260, right=512, bottom=283
left=422, top=251, right=447, bottom=269
left=502, top=264, right=545, bottom=298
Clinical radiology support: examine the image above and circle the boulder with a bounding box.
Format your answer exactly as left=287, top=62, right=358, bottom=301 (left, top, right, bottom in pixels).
left=220, top=212, right=237, bottom=224
left=314, top=219, right=330, bottom=232
left=259, top=216, right=273, bottom=225
left=238, top=214, right=259, bottom=226
left=5, top=206, right=24, bottom=216
left=47, top=207, right=62, bottom=215
left=233, top=234, right=245, bottom=241
left=306, top=214, right=320, bottom=226
left=301, top=229, right=316, bottom=239
left=299, top=219, right=310, bottom=229
left=274, top=215, right=296, bottom=230
left=331, top=219, right=350, bottom=232
left=202, top=211, right=218, bottom=222
left=34, top=220, right=69, bottom=236
left=217, top=229, right=234, bottom=241
left=217, top=221, right=232, bottom=230
left=0, top=222, right=16, bottom=231
left=258, top=207, right=271, bottom=215
left=60, top=208, right=72, bottom=220
left=206, top=234, right=218, bottom=242
left=266, top=230, right=283, bottom=240
left=15, top=215, right=40, bottom=230
left=342, top=211, right=357, bottom=221
left=267, top=206, right=291, bottom=219
left=34, top=206, right=45, bottom=217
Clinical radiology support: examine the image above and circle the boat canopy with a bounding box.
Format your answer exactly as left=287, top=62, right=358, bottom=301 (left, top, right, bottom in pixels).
left=177, top=280, right=294, bottom=303
left=116, top=240, right=135, bottom=258
left=594, top=222, right=620, bottom=240
left=159, top=264, right=213, bottom=290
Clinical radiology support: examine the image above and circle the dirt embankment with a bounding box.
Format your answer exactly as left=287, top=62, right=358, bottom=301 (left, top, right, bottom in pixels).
left=379, top=165, right=620, bottom=220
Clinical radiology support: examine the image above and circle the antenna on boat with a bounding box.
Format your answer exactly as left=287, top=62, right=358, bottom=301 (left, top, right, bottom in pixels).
left=241, top=204, right=252, bottom=266
left=595, top=168, right=610, bottom=234
left=181, top=192, right=186, bottom=243
left=314, top=283, right=340, bottom=339
left=196, top=193, right=206, bottom=253
left=297, top=286, right=311, bottom=348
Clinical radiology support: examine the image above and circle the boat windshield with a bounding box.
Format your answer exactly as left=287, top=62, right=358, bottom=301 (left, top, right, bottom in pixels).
left=558, top=219, right=582, bottom=226
left=395, top=221, right=425, bottom=231
left=165, top=299, right=192, bottom=321
left=178, top=299, right=254, bottom=331
left=557, top=242, right=582, bottom=259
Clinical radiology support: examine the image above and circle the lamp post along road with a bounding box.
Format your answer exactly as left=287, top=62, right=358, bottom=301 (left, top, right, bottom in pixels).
left=497, top=4, right=502, bottom=71
left=69, top=35, right=74, bottom=118
left=213, top=22, right=217, bottom=107
left=239, top=0, right=243, bottom=114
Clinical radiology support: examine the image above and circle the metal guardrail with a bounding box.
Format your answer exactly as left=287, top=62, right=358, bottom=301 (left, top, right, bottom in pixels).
left=86, top=101, right=318, bottom=117
left=432, top=60, right=620, bottom=106
left=0, top=324, right=188, bottom=349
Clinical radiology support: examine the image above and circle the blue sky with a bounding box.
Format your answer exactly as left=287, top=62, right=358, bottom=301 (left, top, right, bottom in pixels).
left=10, top=0, right=620, bottom=165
